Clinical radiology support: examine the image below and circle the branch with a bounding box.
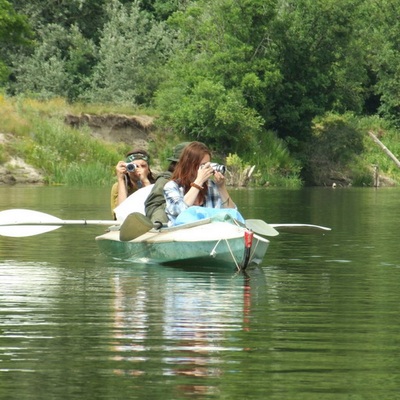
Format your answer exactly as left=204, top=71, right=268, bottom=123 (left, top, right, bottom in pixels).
left=368, top=131, right=400, bottom=168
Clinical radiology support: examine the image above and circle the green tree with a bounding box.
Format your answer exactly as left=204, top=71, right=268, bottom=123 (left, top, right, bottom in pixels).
left=360, top=0, right=400, bottom=126
left=10, top=0, right=109, bottom=44
left=11, top=23, right=97, bottom=100
left=271, top=0, right=367, bottom=141
left=156, top=0, right=280, bottom=153
left=140, top=0, right=193, bottom=20
left=86, top=0, right=176, bottom=105
left=156, top=0, right=367, bottom=155
left=302, top=113, right=365, bottom=185
left=0, top=0, right=32, bottom=84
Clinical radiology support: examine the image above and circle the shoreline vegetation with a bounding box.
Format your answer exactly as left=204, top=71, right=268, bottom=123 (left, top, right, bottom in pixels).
left=0, top=96, right=399, bottom=188
left=2, top=1, right=400, bottom=188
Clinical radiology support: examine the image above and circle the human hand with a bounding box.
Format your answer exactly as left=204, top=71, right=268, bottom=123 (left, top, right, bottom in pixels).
left=196, top=162, right=214, bottom=185
left=116, top=161, right=127, bottom=179
left=213, top=170, right=226, bottom=187
left=135, top=166, right=150, bottom=185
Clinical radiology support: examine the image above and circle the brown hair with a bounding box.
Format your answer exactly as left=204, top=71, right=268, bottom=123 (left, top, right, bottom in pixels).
left=171, top=141, right=211, bottom=204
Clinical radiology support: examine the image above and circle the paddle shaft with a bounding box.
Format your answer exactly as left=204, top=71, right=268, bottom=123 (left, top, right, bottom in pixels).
left=0, top=209, right=331, bottom=238
left=269, top=223, right=331, bottom=233
left=0, top=220, right=117, bottom=227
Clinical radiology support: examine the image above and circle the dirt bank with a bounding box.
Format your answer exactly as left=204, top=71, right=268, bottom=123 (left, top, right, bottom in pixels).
left=0, top=113, right=154, bottom=185
left=64, top=113, right=154, bottom=149
left=0, top=133, right=45, bottom=184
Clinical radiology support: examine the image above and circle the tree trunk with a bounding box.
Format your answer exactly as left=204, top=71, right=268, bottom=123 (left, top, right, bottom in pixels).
left=368, top=131, right=400, bottom=168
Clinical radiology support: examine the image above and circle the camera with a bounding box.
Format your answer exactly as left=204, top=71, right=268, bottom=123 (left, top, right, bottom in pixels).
left=210, top=163, right=226, bottom=175
left=126, top=163, right=137, bottom=172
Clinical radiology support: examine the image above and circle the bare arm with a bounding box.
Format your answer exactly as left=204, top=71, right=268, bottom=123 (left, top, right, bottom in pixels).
left=115, top=161, right=128, bottom=205
left=214, top=171, right=236, bottom=208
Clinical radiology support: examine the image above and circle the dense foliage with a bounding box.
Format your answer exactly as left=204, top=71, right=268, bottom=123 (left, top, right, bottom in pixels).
left=1, top=0, right=400, bottom=186
left=0, top=0, right=32, bottom=83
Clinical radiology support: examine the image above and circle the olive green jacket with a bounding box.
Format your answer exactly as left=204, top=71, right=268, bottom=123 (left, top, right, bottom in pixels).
left=144, top=171, right=172, bottom=224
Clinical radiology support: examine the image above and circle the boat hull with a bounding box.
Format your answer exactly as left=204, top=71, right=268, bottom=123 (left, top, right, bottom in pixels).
left=96, top=220, right=269, bottom=268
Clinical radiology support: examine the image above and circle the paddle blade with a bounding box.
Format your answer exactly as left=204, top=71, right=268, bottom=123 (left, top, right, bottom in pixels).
left=0, top=209, right=63, bottom=237
left=245, top=219, right=279, bottom=237
left=0, top=225, right=62, bottom=237
left=119, top=212, right=154, bottom=241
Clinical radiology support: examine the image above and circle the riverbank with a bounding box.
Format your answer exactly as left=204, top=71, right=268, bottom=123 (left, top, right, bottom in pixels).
left=0, top=133, right=45, bottom=184
left=0, top=111, right=156, bottom=185
left=0, top=96, right=399, bottom=187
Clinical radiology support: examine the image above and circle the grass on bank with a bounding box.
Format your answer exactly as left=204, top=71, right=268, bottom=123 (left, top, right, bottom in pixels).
left=337, top=114, right=400, bottom=187
left=0, top=95, right=126, bottom=185
left=0, top=95, right=303, bottom=187
left=0, top=94, right=399, bottom=187
left=358, top=115, right=400, bottom=179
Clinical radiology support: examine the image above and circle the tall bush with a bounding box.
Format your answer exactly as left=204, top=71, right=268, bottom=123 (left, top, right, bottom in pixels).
left=11, top=24, right=96, bottom=101
left=0, top=0, right=32, bottom=84
left=85, top=0, right=175, bottom=105
left=302, top=113, right=365, bottom=185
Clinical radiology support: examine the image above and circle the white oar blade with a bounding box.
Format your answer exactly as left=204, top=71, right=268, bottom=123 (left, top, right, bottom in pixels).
left=245, top=219, right=279, bottom=236
left=0, top=209, right=63, bottom=237
left=0, top=208, right=63, bottom=224
left=0, top=225, right=61, bottom=237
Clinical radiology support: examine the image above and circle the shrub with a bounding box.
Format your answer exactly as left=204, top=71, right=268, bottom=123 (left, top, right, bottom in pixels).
left=303, top=113, right=364, bottom=185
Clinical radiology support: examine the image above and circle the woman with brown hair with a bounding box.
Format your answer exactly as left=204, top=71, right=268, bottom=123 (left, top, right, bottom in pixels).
left=163, top=141, right=236, bottom=225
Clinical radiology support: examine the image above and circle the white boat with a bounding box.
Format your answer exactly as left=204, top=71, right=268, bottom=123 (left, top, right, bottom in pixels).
left=0, top=209, right=330, bottom=270
left=95, top=217, right=270, bottom=269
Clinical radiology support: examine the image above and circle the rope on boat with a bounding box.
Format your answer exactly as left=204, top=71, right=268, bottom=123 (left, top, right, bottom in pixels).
left=249, top=239, right=259, bottom=260
left=209, top=240, right=221, bottom=257
left=225, top=239, right=241, bottom=271
left=210, top=239, right=241, bottom=271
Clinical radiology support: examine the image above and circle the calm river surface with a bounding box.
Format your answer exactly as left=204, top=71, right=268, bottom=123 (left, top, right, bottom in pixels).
left=0, top=185, right=399, bottom=400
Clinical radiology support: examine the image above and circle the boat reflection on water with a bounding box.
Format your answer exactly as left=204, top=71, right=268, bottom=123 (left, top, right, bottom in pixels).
left=110, top=264, right=266, bottom=396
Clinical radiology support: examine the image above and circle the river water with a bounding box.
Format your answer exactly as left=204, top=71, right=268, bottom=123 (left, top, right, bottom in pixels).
left=0, top=185, right=399, bottom=399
